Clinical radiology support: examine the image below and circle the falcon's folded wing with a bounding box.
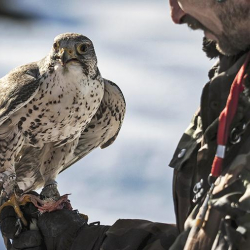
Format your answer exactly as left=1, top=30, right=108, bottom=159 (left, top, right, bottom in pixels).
left=60, top=79, right=126, bottom=173
left=0, top=60, right=45, bottom=125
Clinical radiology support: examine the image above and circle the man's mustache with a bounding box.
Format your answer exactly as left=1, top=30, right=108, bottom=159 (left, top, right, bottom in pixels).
left=181, top=15, right=207, bottom=31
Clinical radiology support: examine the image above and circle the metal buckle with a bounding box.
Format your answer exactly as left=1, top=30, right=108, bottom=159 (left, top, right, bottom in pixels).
left=192, top=179, right=204, bottom=203
left=230, top=128, right=241, bottom=144
left=193, top=179, right=203, bottom=193
left=230, top=123, right=247, bottom=144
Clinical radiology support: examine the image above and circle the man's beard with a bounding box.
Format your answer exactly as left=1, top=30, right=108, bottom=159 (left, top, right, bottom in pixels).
left=181, top=14, right=250, bottom=56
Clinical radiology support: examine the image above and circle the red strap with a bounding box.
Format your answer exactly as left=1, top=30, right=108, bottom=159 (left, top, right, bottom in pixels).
left=211, top=52, right=250, bottom=177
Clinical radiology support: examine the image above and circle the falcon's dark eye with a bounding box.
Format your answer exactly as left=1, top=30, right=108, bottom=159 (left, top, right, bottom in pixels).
left=53, top=42, right=59, bottom=51
left=77, top=43, right=89, bottom=54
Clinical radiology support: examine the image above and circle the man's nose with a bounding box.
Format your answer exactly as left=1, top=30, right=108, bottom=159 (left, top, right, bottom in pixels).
left=169, top=0, right=186, bottom=24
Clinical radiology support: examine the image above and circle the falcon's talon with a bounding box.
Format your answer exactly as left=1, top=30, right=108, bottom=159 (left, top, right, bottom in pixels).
left=0, top=194, right=28, bottom=226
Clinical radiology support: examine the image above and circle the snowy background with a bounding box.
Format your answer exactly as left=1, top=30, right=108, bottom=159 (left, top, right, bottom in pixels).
left=0, top=0, right=214, bottom=248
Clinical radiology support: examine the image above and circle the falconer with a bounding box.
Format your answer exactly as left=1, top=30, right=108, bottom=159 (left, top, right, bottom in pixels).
left=169, top=0, right=250, bottom=249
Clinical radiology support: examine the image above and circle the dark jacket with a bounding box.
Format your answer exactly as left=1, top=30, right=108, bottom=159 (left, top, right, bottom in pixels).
left=169, top=41, right=250, bottom=249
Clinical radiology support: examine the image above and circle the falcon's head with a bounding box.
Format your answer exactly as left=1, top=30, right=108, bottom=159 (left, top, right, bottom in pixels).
left=50, top=33, right=98, bottom=77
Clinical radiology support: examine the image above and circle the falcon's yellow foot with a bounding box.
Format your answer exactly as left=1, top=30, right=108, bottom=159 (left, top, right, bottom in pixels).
left=0, top=194, right=30, bottom=226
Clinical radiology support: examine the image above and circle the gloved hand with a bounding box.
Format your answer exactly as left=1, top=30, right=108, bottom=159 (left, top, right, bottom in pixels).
left=0, top=203, right=45, bottom=250
left=0, top=193, right=88, bottom=250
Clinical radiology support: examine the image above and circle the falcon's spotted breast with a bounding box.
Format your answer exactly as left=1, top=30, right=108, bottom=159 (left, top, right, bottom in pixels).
left=0, top=33, right=126, bottom=201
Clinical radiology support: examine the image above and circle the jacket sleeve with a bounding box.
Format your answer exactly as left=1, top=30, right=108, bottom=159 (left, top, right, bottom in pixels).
left=169, top=109, right=203, bottom=232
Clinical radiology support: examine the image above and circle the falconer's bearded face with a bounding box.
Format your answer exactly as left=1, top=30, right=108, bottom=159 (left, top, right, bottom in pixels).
left=169, top=0, right=250, bottom=56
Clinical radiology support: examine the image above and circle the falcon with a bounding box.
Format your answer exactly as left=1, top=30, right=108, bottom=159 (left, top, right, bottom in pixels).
left=0, top=33, right=126, bottom=205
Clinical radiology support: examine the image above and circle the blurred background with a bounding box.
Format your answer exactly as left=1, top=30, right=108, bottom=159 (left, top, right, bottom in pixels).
left=0, top=0, right=214, bottom=248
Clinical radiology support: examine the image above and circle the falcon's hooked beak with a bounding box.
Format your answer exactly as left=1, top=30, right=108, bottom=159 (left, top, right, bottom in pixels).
left=59, top=48, right=78, bottom=67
